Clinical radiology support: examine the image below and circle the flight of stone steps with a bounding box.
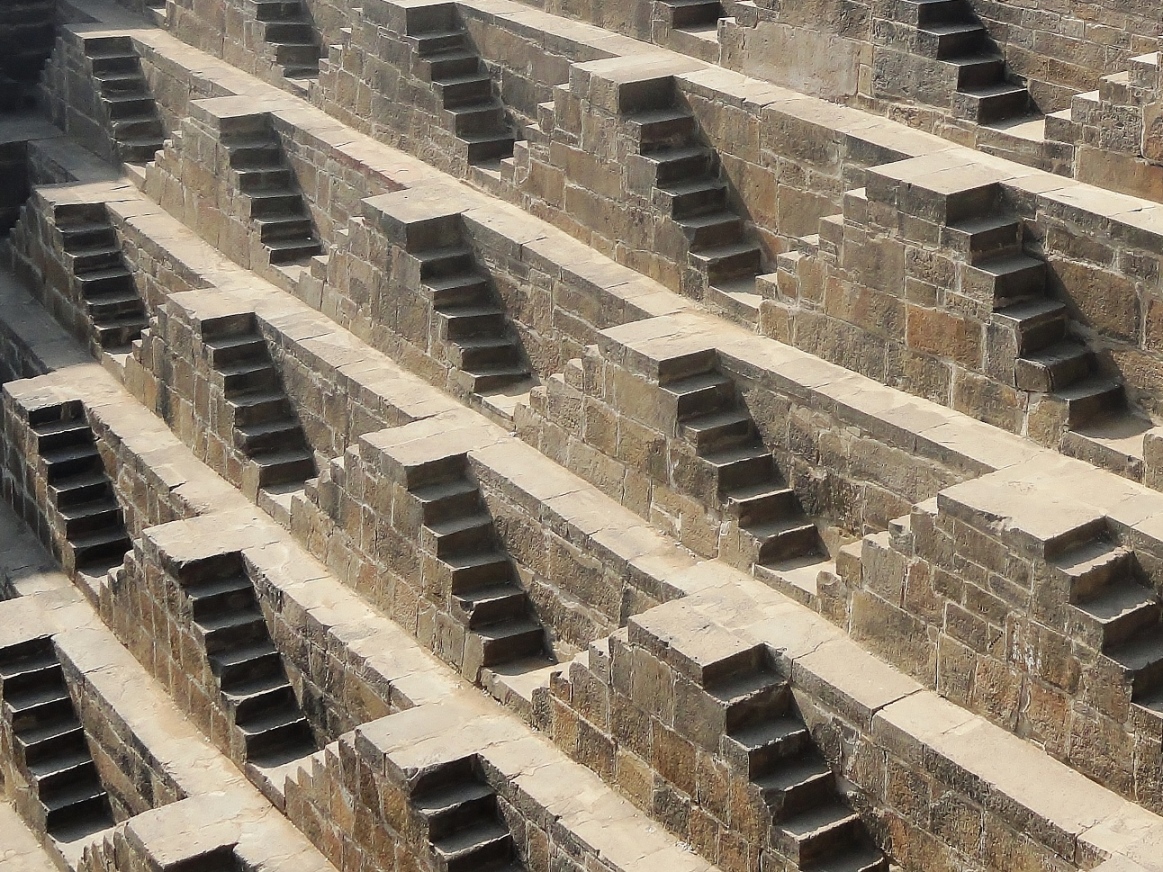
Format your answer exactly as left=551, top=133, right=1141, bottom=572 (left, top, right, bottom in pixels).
left=903, top=0, right=1032, bottom=124
left=32, top=404, right=132, bottom=577
left=407, top=12, right=517, bottom=165
left=82, top=37, right=166, bottom=165
left=0, top=638, right=114, bottom=842
left=178, top=555, right=318, bottom=765
left=55, top=206, right=149, bottom=351
left=254, top=0, right=323, bottom=87
left=630, top=100, right=763, bottom=307
left=203, top=317, right=318, bottom=489
left=223, top=125, right=324, bottom=266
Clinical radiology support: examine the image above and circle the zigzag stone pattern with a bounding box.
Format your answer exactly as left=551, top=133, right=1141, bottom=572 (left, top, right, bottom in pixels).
left=3, top=2, right=1163, bottom=872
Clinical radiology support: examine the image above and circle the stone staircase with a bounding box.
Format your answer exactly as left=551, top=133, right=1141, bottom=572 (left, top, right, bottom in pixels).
left=0, top=637, right=114, bottom=841
left=708, top=657, right=888, bottom=870
left=410, top=458, right=545, bottom=672
left=1055, top=538, right=1163, bottom=721
left=222, top=126, right=323, bottom=266
left=411, top=236, right=531, bottom=393
left=926, top=200, right=1124, bottom=435
left=178, top=555, right=317, bottom=765
left=202, top=317, right=317, bottom=489
left=253, top=0, right=322, bottom=86
left=902, top=0, right=1032, bottom=124
left=410, top=756, right=525, bottom=872
left=660, top=364, right=821, bottom=571
left=54, top=205, right=149, bottom=351
left=0, top=0, right=55, bottom=111
left=406, top=13, right=516, bottom=165
left=629, top=102, right=763, bottom=308
left=31, top=403, right=132, bottom=576
left=83, top=37, right=166, bottom=164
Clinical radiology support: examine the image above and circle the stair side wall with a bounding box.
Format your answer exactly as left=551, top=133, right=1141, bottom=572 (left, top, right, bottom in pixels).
left=36, top=29, right=120, bottom=165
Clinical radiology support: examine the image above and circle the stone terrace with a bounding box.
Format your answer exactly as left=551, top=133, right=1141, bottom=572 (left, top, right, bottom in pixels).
left=3, top=0, right=1163, bottom=872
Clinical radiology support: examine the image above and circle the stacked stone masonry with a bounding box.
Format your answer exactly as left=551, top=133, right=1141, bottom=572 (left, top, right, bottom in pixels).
left=8, top=2, right=1163, bottom=872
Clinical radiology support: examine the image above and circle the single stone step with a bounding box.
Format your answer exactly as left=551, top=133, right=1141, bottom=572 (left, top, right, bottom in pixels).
left=453, top=334, right=522, bottom=371
left=449, top=102, right=507, bottom=138
left=5, top=685, right=74, bottom=734
left=425, top=49, right=480, bottom=80
left=223, top=673, right=297, bottom=722
left=69, top=527, right=130, bottom=568
left=965, top=253, right=1046, bottom=305
left=438, top=303, right=508, bottom=340
left=454, top=582, right=530, bottom=629
left=272, top=40, right=322, bottom=66
left=962, top=82, right=1030, bottom=125
left=427, top=512, right=495, bottom=558
left=474, top=617, right=544, bottom=667
left=676, top=210, right=744, bottom=249
left=707, top=668, right=789, bottom=734
left=86, top=289, right=145, bottom=321
left=42, top=442, right=102, bottom=482
left=229, top=389, right=294, bottom=427
left=95, top=314, right=148, bottom=349
left=68, top=245, right=123, bottom=274
left=110, top=114, right=164, bottom=139
left=432, top=818, right=513, bottom=872
left=755, top=754, right=836, bottom=820
left=919, top=21, right=986, bottom=60
left=41, top=780, right=110, bottom=834
left=101, top=93, right=155, bottom=119
left=204, top=332, right=267, bottom=366
left=413, top=780, right=497, bottom=841
left=943, top=213, right=1021, bottom=261
left=910, top=0, right=971, bottom=27
left=649, top=144, right=715, bottom=185
left=692, top=241, right=762, bottom=284
left=32, top=418, right=92, bottom=452
left=725, top=480, right=801, bottom=528
left=467, top=363, right=529, bottom=393
left=247, top=189, right=308, bottom=218
left=664, top=371, right=735, bottom=420
left=950, top=53, right=1007, bottom=90
left=412, top=29, right=467, bottom=57
left=411, top=477, right=482, bottom=525
left=702, top=444, right=776, bottom=493
left=1107, top=630, right=1163, bottom=699
left=992, top=298, right=1067, bottom=356
left=1057, top=541, right=1132, bottom=603
left=447, top=550, right=513, bottom=594
left=418, top=245, right=474, bottom=279
left=253, top=0, right=307, bottom=21
left=426, top=271, right=491, bottom=308
left=75, top=266, right=134, bottom=297
left=210, top=641, right=282, bottom=689
left=1061, top=377, right=1124, bottom=428
left=463, top=132, right=515, bottom=163
left=117, top=138, right=165, bottom=163
left=434, top=73, right=494, bottom=109
left=197, top=606, right=268, bottom=654
left=266, top=237, right=323, bottom=264
left=58, top=497, right=121, bottom=539
left=237, top=705, right=313, bottom=759
left=629, top=108, right=697, bottom=149
left=220, top=359, right=279, bottom=396
left=16, top=719, right=87, bottom=766
left=185, top=573, right=256, bottom=620
left=0, top=650, right=61, bottom=696
left=255, top=213, right=314, bottom=243
left=1015, top=341, right=1091, bottom=393
left=252, top=447, right=316, bottom=486
left=57, top=221, right=117, bottom=250
left=723, top=716, right=809, bottom=776
left=682, top=408, right=754, bottom=451
left=1075, top=580, right=1161, bottom=650
left=771, top=800, right=863, bottom=867
left=663, top=0, right=722, bottom=29
left=658, top=176, right=728, bottom=219
left=228, top=139, right=283, bottom=169
left=238, top=166, right=294, bottom=193
left=749, top=516, right=821, bottom=565
left=235, top=418, right=307, bottom=455
left=29, top=749, right=98, bottom=796
left=50, top=471, right=111, bottom=508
